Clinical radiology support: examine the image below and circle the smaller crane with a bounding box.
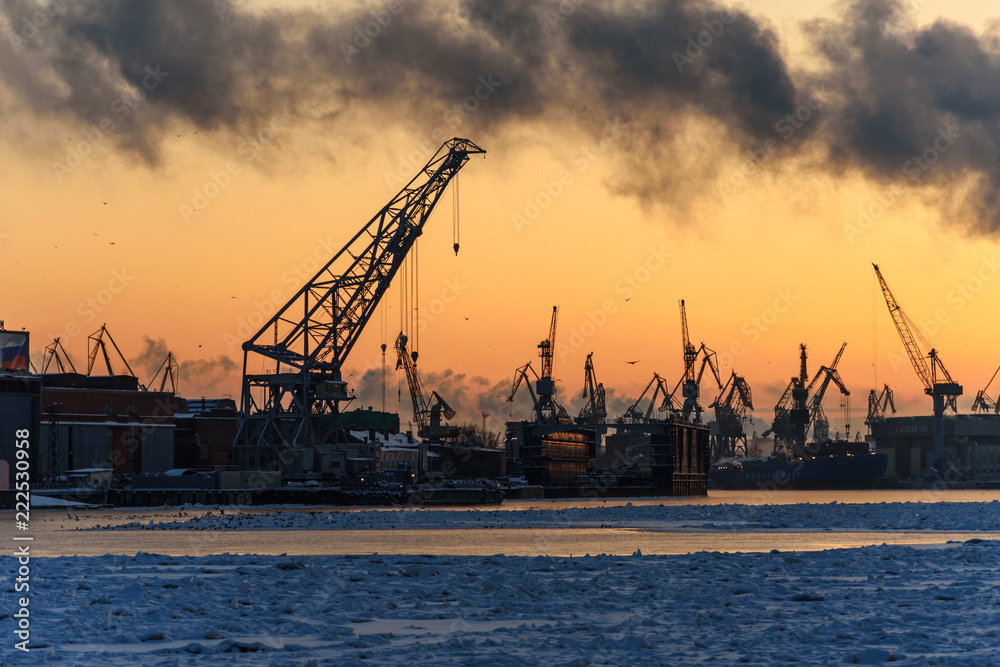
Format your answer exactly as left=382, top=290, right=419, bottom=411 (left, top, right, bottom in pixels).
left=806, top=342, right=850, bottom=443
left=534, top=306, right=560, bottom=423
left=41, top=337, right=77, bottom=374
left=972, top=366, right=1000, bottom=414
left=577, top=352, right=607, bottom=424
left=507, top=361, right=569, bottom=422
left=87, top=324, right=139, bottom=381
left=866, top=384, right=896, bottom=430
left=395, top=332, right=457, bottom=440
left=622, top=373, right=672, bottom=423
left=149, top=351, right=179, bottom=394
left=508, top=362, right=539, bottom=407
left=763, top=344, right=810, bottom=455
left=710, top=371, right=753, bottom=458
left=674, top=300, right=722, bottom=423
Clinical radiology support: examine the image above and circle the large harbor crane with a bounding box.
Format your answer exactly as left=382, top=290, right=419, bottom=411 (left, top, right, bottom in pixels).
left=873, top=264, right=962, bottom=469
left=234, top=138, right=484, bottom=468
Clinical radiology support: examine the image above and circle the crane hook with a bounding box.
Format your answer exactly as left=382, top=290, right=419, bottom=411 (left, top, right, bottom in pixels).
left=453, top=242, right=460, bottom=256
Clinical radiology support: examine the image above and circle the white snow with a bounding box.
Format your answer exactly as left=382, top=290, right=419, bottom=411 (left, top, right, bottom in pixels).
left=7, top=500, right=1000, bottom=665
left=4, top=542, right=1000, bottom=665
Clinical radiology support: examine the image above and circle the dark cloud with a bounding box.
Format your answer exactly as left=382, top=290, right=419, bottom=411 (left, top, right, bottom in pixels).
left=4, top=0, right=1000, bottom=227
left=2, top=0, right=801, bottom=182
left=808, top=0, right=1000, bottom=231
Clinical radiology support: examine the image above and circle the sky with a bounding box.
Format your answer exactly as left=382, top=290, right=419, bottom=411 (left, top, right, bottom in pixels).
left=3, top=0, right=1000, bottom=437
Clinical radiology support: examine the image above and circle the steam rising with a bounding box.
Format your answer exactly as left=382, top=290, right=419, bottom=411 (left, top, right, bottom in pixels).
left=131, top=336, right=237, bottom=396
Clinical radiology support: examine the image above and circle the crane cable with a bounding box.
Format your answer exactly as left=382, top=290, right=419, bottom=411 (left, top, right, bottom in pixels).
left=380, top=299, right=387, bottom=414
left=453, top=173, right=460, bottom=255
left=414, top=237, right=419, bottom=354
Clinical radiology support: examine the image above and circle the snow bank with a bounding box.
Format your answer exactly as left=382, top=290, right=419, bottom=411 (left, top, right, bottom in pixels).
left=100, top=500, right=1000, bottom=533
left=4, top=542, right=999, bottom=665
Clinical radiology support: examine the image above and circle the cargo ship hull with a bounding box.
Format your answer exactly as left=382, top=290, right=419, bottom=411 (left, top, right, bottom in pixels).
left=709, top=453, right=888, bottom=490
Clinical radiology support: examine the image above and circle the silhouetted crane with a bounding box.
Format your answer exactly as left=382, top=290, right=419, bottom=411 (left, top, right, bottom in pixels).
left=873, top=264, right=962, bottom=469
left=577, top=352, right=607, bottom=424
left=235, top=138, right=484, bottom=466
left=866, top=384, right=896, bottom=431
left=710, top=370, right=753, bottom=458
left=806, top=342, right=850, bottom=443
left=972, top=366, right=1000, bottom=414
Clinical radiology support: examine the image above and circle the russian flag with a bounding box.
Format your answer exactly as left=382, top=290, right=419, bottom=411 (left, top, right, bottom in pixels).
left=0, top=333, right=29, bottom=371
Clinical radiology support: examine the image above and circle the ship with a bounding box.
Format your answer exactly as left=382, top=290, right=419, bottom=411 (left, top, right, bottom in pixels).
left=708, top=440, right=888, bottom=489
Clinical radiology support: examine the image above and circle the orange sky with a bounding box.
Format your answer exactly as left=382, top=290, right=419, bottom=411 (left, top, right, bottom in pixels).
left=3, top=1, right=1000, bottom=436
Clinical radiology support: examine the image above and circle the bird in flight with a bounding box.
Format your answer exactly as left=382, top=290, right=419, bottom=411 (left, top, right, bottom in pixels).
left=626, top=360, right=640, bottom=365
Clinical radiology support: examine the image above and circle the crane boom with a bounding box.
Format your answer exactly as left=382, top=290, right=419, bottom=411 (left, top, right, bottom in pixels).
left=873, top=264, right=932, bottom=391
left=680, top=300, right=697, bottom=384
left=507, top=362, right=539, bottom=406
left=396, top=331, right=457, bottom=439
left=395, top=332, right=429, bottom=430
left=539, top=306, right=558, bottom=380
left=972, top=365, right=1000, bottom=414
left=236, top=138, right=484, bottom=460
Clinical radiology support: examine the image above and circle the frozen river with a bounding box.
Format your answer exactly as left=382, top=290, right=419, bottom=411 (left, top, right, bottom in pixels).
left=20, top=488, right=1000, bottom=557
left=26, top=525, right=991, bottom=557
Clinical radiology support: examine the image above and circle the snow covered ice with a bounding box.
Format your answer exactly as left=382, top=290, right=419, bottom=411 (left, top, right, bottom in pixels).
left=4, top=501, right=1000, bottom=665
